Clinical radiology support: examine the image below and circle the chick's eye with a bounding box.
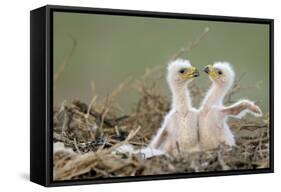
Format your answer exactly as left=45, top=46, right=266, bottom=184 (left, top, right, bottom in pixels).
left=217, top=70, right=223, bottom=75
left=179, top=69, right=186, bottom=74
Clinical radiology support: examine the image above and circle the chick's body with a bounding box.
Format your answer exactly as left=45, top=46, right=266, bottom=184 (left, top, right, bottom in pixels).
left=155, top=108, right=199, bottom=155
left=199, top=106, right=235, bottom=149
left=176, top=109, right=199, bottom=152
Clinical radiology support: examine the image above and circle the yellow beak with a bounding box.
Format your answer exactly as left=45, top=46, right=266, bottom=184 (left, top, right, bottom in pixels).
left=204, top=65, right=220, bottom=80
left=182, top=66, right=199, bottom=79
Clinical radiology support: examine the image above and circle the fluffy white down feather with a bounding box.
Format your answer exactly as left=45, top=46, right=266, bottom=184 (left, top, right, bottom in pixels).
left=53, top=142, right=76, bottom=155
left=113, top=144, right=167, bottom=159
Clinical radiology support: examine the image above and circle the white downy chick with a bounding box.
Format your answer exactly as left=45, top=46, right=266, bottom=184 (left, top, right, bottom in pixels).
left=199, top=62, right=262, bottom=149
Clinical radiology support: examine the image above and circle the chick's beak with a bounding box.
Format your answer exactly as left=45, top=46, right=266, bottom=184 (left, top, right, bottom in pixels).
left=203, top=65, right=211, bottom=74
left=193, top=69, right=199, bottom=77
left=189, top=66, right=199, bottom=77
left=203, top=65, right=220, bottom=80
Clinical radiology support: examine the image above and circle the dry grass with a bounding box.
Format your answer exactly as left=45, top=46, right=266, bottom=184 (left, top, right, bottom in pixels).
left=53, top=67, right=270, bottom=181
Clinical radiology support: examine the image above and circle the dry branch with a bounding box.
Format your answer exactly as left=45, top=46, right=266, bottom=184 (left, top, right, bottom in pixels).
left=54, top=37, right=77, bottom=85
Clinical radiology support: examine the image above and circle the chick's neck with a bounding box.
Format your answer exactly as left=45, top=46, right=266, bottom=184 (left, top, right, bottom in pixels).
left=171, top=82, right=192, bottom=114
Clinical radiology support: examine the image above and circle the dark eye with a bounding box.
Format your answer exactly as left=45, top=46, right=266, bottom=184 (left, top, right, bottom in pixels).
left=179, top=69, right=186, bottom=74
left=217, top=70, right=223, bottom=75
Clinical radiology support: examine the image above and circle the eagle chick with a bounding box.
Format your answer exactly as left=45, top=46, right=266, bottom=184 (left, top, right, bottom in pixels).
left=198, top=62, right=262, bottom=149
left=149, top=59, right=200, bottom=155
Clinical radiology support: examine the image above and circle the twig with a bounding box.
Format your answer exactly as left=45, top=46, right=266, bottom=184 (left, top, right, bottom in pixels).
left=239, top=124, right=268, bottom=131
left=110, top=126, right=142, bottom=151
left=54, top=37, right=77, bottom=85
left=86, top=96, right=97, bottom=118
left=73, top=138, right=81, bottom=154
left=225, top=72, right=246, bottom=103
left=217, top=149, right=230, bottom=170
left=171, top=27, right=210, bottom=60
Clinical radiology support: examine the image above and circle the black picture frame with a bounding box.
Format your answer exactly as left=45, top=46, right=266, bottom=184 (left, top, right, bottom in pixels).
left=30, top=4, right=274, bottom=187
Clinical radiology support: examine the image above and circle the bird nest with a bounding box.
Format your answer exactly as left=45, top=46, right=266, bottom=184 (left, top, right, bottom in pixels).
left=53, top=68, right=270, bottom=181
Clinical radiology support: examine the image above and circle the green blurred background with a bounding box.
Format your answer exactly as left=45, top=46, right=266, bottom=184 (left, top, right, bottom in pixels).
left=53, top=12, right=270, bottom=113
